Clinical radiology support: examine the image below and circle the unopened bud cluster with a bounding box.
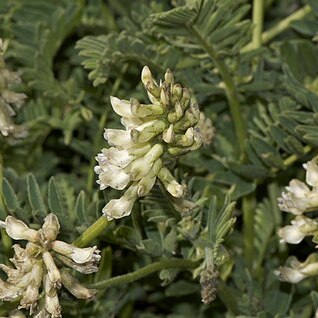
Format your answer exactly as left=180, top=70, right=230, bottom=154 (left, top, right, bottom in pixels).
left=0, top=39, right=27, bottom=137
left=0, top=214, right=100, bottom=317
left=276, top=159, right=318, bottom=283
left=199, top=266, right=219, bottom=304
left=95, top=66, right=213, bottom=220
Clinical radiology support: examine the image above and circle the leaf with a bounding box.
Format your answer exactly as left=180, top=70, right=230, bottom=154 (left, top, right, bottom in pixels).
left=76, top=32, right=167, bottom=86
left=27, top=173, right=47, bottom=218
left=207, top=194, right=236, bottom=265
left=74, top=190, right=88, bottom=223
left=2, top=178, right=21, bottom=212
left=48, top=177, right=72, bottom=230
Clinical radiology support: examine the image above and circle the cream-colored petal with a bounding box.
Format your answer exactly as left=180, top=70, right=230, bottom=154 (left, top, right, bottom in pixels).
left=110, top=96, right=133, bottom=117
left=5, top=216, right=40, bottom=242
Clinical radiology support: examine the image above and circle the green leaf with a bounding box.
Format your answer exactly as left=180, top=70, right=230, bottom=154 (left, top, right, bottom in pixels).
left=48, top=177, right=71, bottom=229
left=74, top=190, right=87, bottom=223
left=2, top=178, right=21, bottom=212
left=27, top=173, right=47, bottom=218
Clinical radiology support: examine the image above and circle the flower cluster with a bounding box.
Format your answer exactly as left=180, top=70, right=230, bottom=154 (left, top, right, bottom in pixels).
left=276, top=159, right=318, bottom=283
left=95, top=66, right=212, bottom=220
left=0, top=214, right=100, bottom=317
left=0, top=39, right=27, bottom=138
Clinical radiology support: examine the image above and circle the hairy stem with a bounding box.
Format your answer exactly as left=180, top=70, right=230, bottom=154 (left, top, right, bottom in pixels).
left=190, top=26, right=246, bottom=158
left=89, top=258, right=198, bottom=289
left=242, top=5, right=312, bottom=52
left=73, top=216, right=109, bottom=247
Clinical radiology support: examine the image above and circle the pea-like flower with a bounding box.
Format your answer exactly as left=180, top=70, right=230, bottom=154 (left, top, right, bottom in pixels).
left=95, top=66, right=212, bottom=220
left=0, top=213, right=100, bottom=317
left=0, top=38, right=27, bottom=138
left=275, top=253, right=318, bottom=284
left=278, top=215, right=318, bottom=245
left=277, top=160, right=318, bottom=214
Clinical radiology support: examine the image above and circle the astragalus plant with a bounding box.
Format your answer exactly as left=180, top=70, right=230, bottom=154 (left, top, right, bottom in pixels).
left=1, top=0, right=318, bottom=317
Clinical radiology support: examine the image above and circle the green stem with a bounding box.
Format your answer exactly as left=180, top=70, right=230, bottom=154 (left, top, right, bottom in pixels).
left=242, top=193, right=256, bottom=270
left=89, top=258, right=198, bottom=289
left=73, top=216, right=109, bottom=247
left=190, top=26, right=246, bottom=158
left=252, top=0, right=264, bottom=50
left=242, top=5, right=312, bottom=52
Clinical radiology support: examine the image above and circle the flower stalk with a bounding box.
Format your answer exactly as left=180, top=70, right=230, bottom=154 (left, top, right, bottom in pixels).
left=89, top=258, right=198, bottom=290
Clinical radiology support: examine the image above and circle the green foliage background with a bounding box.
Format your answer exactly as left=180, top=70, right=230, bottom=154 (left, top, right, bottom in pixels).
left=1, top=0, right=318, bottom=317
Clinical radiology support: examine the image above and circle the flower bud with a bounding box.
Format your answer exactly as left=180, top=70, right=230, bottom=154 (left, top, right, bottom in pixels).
left=158, top=167, right=183, bottom=198
left=131, top=120, right=166, bottom=143
left=137, top=159, right=162, bottom=197
left=131, top=98, right=163, bottom=117
left=162, top=124, right=175, bottom=143
left=304, top=160, right=318, bottom=188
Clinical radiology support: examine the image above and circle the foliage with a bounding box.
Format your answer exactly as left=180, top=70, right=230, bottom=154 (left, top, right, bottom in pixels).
left=1, top=0, right=318, bottom=317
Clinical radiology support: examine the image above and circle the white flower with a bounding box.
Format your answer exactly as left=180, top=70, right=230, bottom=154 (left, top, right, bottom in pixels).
left=96, top=164, right=130, bottom=190
left=275, top=254, right=318, bottom=283
left=0, top=214, right=99, bottom=317
left=52, top=240, right=100, bottom=264
left=102, top=184, right=138, bottom=220
left=95, top=66, right=205, bottom=220
left=278, top=177, right=318, bottom=214
left=278, top=215, right=318, bottom=244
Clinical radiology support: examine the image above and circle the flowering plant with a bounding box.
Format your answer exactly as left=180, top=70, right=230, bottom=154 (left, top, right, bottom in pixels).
left=1, top=0, right=318, bottom=317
